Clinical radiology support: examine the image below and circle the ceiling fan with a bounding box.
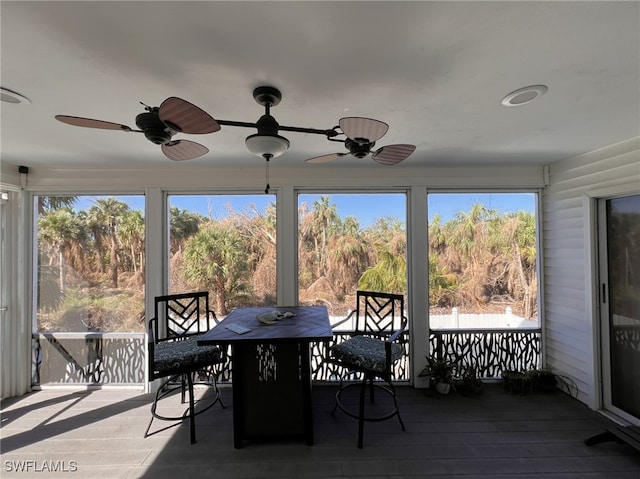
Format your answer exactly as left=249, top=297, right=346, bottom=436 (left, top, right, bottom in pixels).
left=55, top=97, right=219, bottom=161
left=55, top=86, right=416, bottom=167
left=305, top=117, right=416, bottom=166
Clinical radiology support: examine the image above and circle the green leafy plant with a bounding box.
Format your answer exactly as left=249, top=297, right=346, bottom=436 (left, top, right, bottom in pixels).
left=528, top=367, right=558, bottom=391
left=419, top=356, right=455, bottom=384
left=456, top=366, right=483, bottom=396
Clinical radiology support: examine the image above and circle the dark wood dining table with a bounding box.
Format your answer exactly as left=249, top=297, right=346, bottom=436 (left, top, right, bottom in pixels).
left=197, top=305, right=333, bottom=448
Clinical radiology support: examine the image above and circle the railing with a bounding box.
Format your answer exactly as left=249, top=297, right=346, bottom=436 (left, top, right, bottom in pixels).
left=32, top=328, right=541, bottom=386
left=429, top=328, right=542, bottom=378
left=32, top=332, right=145, bottom=385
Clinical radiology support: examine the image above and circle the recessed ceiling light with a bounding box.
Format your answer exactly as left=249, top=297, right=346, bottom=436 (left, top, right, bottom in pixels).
left=0, top=87, right=31, bottom=104
left=501, top=85, right=547, bottom=107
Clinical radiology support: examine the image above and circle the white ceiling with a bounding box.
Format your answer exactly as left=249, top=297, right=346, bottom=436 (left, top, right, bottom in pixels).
left=1, top=1, right=639, bottom=172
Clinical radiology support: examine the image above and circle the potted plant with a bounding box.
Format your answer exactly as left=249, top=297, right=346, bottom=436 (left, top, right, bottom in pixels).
left=502, top=369, right=531, bottom=394
left=530, top=367, right=558, bottom=392
left=420, top=356, right=455, bottom=395
left=456, top=366, right=483, bottom=396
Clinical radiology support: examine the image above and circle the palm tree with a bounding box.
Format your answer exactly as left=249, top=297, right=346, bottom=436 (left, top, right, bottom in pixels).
left=358, top=244, right=407, bottom=293
left=169, top=206, right=202, bottom=255
left=38, top=207, right=83, bottom=294
left=428, top=213, right=447, bottom=254
left=88, top=198, right=129, bottom=287
left=310, top=196, right=340, bottom=278
left=327, top=215, right=369, bottom=298
left=502, top=211, right=537, bottom=318
left=359, top=217, right=407, bottom=294
left=446, top=202, right=499, bottom=306
left=118, top=209, right=145, bottom=274
left=298, top=201, right=316, bottom=288
left=82, top=208, right=107, bottom=275
left=182, top=222, right=250, bottom=315
left=217, top=203, right=277, bottom=305
left=37, top=196, right=77, bottom=215
left=428, top=256, right=458, bottom=307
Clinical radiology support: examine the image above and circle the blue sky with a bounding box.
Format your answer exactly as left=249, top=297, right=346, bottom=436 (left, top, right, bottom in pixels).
left=73, top=192, right=535, bottom=227
left=74, top=196, right=145, bottom=212
left=170, top=192, right=535, bottom=226
left=428, top=193, right=536, bottom=223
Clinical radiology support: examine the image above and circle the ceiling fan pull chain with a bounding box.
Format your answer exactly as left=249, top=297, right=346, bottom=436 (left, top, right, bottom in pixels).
left=264, top=155, right=271, bottom=194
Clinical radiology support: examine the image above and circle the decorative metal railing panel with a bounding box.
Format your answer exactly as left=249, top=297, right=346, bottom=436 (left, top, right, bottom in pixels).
left=32, top=328, right=541, bottom=385
left=613, top=324, right=640, bottom=352
left=429, top=328, right=542, bottom=378
left=32, top=333, right=145, bottom=385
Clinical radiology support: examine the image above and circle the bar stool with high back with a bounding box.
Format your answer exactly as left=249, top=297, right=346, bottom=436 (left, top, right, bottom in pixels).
left=329, top=290, right=408, bottom=448
left=145, top=291, right=226, bottom=444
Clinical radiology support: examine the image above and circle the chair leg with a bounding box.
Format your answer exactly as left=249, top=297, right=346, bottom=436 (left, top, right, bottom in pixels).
left=181, top=374, right=187, bottom=404
left=187, top=373, right=196, bottom=444
left=332, top=374, right=345, bottom=416
left=368, top=376, right=375, bottom=403
left=387, top=380, right=405, bottom=431
left=358, top=375, right=367, bottom=449
left=145, top=370, right=224, bottom=444
left=144, top=385, right=161, bottom=439
left=333, top=372, right=405, bottom=448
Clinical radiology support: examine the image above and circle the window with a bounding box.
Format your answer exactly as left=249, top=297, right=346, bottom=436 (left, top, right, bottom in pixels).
left=168, top=194, right=277, bottom=315
left=35, top=195, right=145, bottom=333
left=427, top=192, right=538, bottom=329
left=297, top=193, right=407, bottom=318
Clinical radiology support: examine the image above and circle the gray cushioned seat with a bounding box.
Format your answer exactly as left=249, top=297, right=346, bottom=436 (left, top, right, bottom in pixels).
left=153, top=336, right=222, bottom=374
left=330, top=335, right=403, bottom=373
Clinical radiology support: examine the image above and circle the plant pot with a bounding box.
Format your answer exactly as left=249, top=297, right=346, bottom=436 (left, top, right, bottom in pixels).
left=435, top=382, right=451, bottom=395
left=502, top=370, right=532, bottom=395
left=536, top=373, right=557, bottom=392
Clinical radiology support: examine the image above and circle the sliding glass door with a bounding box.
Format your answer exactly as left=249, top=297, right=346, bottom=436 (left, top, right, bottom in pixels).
left=599, top=194, right=640, bottom=422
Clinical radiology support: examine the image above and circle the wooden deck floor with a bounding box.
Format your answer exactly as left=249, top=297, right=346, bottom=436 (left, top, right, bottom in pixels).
left=1, top=383, right=639, bottom=478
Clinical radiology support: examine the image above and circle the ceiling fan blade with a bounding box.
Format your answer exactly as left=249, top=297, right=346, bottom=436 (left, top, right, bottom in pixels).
left=161, top=140, right=209, bottom=161
left=305, top=152, right=346, bottom=164
left=55, top=115, right=133, bottom=131
left=339, top=117, right=389, bottom=143
left=159, top=97, right=220, bottom=134
left=372, top=144, right=416, bottom=165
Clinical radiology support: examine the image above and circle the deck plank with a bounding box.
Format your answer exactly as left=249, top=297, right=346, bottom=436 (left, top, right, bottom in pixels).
left=1, top=384, right=639, bottom=478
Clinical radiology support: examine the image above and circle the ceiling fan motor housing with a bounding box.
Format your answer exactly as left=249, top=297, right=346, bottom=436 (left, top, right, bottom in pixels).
left=255, top=113, right=280, bottom=136
left=136, top=110, right=173, bottom=144
left=346, top=138, right=373, bottom=158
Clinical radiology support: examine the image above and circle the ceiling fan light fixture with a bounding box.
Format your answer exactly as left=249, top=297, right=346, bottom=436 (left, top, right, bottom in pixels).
left=245, top=133, right=290, bottom=159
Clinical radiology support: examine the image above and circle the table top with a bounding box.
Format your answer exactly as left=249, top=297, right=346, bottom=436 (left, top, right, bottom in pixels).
left=197, top=305, right=333, bottom=345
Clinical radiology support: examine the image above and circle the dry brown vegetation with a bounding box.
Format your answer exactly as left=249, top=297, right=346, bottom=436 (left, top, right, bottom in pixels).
left=37, top=196, right=537, bottom=332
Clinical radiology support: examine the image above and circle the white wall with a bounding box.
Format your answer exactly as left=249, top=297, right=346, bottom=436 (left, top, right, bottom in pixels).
left=543, top=137, right=640, bottom=409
